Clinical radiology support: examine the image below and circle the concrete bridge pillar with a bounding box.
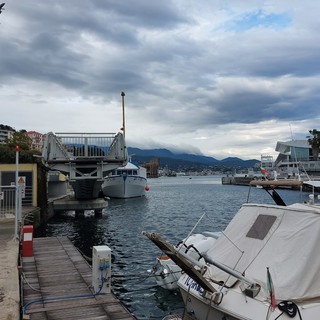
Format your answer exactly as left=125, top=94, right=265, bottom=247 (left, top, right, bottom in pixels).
left=75, top=210, right=85, bottom=218
left=94, top=209, right=103, bottom=218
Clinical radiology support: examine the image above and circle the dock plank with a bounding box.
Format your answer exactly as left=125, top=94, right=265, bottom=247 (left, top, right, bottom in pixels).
left=22, top=236, right=135, bottom=320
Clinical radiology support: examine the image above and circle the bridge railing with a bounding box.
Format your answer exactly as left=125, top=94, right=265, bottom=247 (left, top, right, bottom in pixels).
left=56, top=132, right=116, bottom=158
left=42, top=132, right=127, bottom=162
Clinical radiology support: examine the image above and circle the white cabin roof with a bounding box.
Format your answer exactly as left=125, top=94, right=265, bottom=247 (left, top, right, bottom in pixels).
left=121, top=161, right=139, bottom=170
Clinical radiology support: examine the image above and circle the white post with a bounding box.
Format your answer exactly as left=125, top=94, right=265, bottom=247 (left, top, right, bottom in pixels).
left=15, top=145, right=19, bottom=239
left=18, top=184, right=22, bottom=224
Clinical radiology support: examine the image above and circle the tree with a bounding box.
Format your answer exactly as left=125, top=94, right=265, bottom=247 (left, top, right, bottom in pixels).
left=307, top=129, right=320, bottom=161
left=5, top=130, right=32, bottom=151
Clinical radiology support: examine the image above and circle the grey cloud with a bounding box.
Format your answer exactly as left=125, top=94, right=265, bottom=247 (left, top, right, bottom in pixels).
left=1, top=1, right=320, bottom=158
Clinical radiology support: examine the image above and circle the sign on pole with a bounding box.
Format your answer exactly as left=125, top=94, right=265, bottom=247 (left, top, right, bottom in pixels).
left=18, top=176, right=26, bottom=199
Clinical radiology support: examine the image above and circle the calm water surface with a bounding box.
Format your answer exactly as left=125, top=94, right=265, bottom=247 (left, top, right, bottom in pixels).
left=35, top=176, right=310, bottom=319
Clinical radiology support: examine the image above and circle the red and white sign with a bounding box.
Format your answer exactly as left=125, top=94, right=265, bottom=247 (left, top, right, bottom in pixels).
left=18, top=176, right=26, bottom=199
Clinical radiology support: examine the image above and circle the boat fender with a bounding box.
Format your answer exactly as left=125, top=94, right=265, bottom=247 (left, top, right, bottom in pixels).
left=275, top=301, right=302, bottom=319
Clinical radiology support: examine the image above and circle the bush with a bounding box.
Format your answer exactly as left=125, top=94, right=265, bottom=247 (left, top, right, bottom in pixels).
left=0, top=145, right=41, bottom=164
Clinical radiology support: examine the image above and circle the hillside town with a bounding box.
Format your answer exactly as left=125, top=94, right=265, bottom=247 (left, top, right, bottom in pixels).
left=2, top=124, right=320, bottom=178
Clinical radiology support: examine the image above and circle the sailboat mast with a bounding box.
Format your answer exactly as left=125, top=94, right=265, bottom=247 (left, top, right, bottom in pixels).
left=121, top=91, right=126, bottom=138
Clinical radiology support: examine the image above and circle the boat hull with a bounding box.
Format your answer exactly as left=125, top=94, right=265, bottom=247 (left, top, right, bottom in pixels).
left=102, top=175, right=147, bottom=198
left=178, top=273, right=320, bottom=320
left=179, top=275, right=270, bottom=320
left=179, top=279, right=238, bottom=320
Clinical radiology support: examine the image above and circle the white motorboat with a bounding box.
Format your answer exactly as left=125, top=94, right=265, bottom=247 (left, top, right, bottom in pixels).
left=145, top=180, right=320, bottom=319
left=102, top=160, right=148, bottom=199
left=150, top=232, right=220, bottom=290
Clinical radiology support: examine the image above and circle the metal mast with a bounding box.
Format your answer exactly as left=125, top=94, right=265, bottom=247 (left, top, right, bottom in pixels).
left=121, top=91, right=126, bottom=138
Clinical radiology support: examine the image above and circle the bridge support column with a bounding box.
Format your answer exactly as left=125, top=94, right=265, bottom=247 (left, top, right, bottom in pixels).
left=75, top=210, right=85, bottom=218
left=94, top=209, right=103, bottom=218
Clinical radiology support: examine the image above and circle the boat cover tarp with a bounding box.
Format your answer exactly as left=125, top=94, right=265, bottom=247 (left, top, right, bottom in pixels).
left=303, top=180, right=320, bottom=188
left=206, top=203, right=320, bottom=301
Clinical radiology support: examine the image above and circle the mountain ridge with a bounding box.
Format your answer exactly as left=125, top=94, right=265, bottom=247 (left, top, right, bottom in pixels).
left=127, top=147, right=260, bottom=170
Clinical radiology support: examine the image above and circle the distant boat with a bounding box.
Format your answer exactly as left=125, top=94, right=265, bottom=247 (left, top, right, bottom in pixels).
left=101, top=159, right=148, bottom=199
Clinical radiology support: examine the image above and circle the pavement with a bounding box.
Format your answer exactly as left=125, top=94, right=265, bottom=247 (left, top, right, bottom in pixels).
left=0, top=218, right=20, bottom=320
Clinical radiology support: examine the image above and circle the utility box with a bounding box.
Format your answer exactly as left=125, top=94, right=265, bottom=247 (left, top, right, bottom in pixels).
left=92, top=245, right=111, bottom=294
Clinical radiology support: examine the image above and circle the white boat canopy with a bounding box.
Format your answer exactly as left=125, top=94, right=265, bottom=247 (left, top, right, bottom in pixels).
left=205, top=203, right=320, bottom=302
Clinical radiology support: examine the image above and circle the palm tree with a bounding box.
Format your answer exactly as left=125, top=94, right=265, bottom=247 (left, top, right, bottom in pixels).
left=307, top=129, right=320, bottom=161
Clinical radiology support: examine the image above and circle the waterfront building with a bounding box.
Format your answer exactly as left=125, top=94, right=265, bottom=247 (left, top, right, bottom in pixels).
left=274, top=140, right=320, bottom=176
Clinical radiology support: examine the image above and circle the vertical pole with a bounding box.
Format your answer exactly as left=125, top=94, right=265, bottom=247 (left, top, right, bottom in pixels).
left=84, top=137, right=88, bottom=157
left=18, top=184, right=22, bottom=224
left=121, top=91, right=126, bottom=139
left=15, top=145, right=19, bottom=239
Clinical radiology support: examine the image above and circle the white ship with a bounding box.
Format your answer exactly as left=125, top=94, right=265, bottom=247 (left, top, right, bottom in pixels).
left=101, top=160, right=148, bottom=199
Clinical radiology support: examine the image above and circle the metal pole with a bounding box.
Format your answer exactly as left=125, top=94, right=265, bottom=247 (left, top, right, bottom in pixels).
left=201, top=253, right=255, bottom=286
left=121, top=91, right=126, bottom=139
left=15, top=145, right=19, bottom=239
left=18, top=184, right=22, bottom=224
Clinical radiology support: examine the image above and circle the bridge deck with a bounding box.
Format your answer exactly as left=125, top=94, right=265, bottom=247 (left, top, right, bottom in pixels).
left=22, top=237, right=135, bottom=320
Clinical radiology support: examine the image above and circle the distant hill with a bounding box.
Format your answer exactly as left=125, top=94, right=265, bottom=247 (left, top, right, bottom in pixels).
left=127, top=147, right=259, bottom=171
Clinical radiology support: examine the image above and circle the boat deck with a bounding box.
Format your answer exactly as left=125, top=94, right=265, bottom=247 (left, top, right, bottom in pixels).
left=22, top=236, right=135, bottom=320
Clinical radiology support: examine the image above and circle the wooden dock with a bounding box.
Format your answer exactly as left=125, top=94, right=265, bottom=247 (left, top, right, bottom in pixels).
left=22, top=237, right=135, bottom=320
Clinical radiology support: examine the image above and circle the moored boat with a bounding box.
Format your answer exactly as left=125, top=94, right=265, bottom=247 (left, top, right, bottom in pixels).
left=145, top=180, right=320, bottom=319
left=101, top=159, right=148, bottom=199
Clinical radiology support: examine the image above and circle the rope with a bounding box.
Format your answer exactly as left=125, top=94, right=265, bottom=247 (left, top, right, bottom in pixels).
left=274, top=301, right=303, bottom=320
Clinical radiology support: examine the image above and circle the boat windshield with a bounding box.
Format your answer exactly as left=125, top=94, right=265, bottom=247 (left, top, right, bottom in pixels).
left=116, top=169, right=138, bottom=175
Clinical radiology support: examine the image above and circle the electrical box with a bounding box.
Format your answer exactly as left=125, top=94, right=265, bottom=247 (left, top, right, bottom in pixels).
left=92, top=245, right=112, bottom=293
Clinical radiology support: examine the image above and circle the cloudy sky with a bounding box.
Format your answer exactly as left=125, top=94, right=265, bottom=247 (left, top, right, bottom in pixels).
left=1, top=1, right=320, bottom=160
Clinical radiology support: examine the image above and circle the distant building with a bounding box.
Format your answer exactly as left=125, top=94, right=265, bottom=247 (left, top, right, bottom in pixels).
left=0, top=124, right=15, bottom=144
left=27, top=131, right=45, bottom=152
left=274, top=140, right=320, bottom=175
left=260, top=154, right=274, bottom=172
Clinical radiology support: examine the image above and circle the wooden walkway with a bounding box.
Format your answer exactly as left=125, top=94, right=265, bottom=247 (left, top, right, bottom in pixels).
left=22, top=237, right=135, bottom=320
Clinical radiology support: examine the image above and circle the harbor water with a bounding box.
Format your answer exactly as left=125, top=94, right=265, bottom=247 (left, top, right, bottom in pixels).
left=35, top=175, right=310, bottom=319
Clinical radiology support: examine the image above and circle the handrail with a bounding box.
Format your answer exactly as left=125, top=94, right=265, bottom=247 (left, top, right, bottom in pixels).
left=201, top=253, right=254, bottom=287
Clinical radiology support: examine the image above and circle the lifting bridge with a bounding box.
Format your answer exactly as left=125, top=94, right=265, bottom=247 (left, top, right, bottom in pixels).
left=42, top=132, right=128, bottom=200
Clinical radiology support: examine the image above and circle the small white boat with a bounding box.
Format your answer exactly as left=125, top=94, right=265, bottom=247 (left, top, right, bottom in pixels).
left=150, top=232, right=220, bottom=290
left=145, top=180, right=320, bottom=319
left=101, top=160, right=148, bottom=199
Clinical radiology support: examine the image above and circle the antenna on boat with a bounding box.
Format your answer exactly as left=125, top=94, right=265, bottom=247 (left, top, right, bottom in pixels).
left=121, top=91, right=126, bottom=139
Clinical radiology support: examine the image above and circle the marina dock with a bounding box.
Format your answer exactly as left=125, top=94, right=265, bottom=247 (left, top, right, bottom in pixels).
left=22, top=236, right=135, bottom=320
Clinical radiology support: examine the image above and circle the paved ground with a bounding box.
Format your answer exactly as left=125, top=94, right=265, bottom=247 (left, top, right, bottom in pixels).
left=0, top=218, right=20, bottom=320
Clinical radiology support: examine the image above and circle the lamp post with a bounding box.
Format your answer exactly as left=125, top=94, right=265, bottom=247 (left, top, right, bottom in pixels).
left=15, top=145, right=19, bottom=239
